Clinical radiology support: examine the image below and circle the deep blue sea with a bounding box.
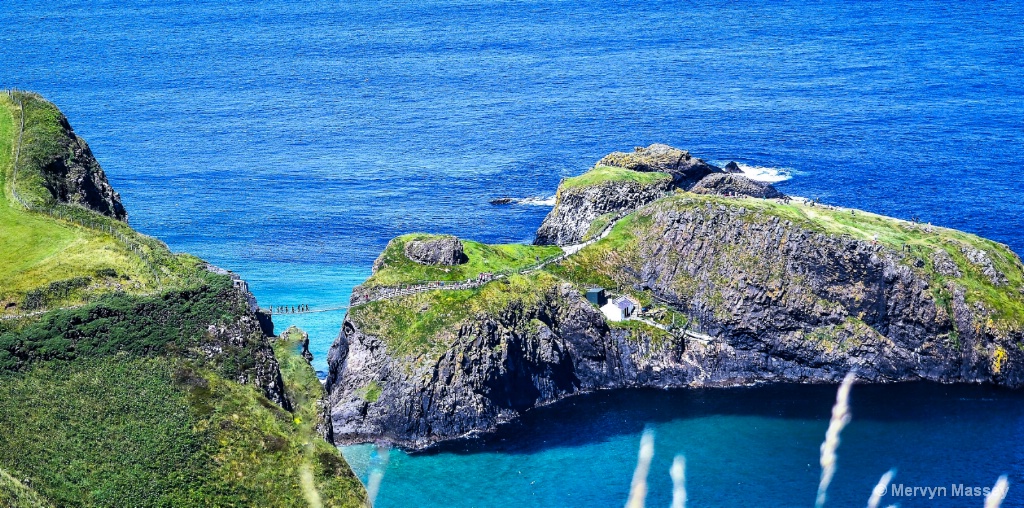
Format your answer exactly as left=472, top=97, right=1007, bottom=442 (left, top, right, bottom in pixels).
left=3, top=1, right=1023, bottom=506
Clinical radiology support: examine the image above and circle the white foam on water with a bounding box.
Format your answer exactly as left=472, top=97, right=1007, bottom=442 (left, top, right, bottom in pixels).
left=714, top=161, right=795, bottom=183
left=516, top=195, right=556, bottom=206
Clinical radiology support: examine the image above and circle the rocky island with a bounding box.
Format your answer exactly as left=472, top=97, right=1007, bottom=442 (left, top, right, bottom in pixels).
left=326, top=143, right=1024, bottom=450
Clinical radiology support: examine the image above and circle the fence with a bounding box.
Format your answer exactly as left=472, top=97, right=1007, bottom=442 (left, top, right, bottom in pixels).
left=348, top=208, right=632, bottom=306
left=4, top=90, right=162, bottom=284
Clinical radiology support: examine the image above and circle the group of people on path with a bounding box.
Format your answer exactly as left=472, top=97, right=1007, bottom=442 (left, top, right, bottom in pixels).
left=274, top=304, right=309, bottom=314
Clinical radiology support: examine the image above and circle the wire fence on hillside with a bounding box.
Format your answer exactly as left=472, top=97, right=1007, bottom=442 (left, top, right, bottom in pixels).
left=4, top=89, right=162, bottom=284
left=347, top=207, right=632, bottom=306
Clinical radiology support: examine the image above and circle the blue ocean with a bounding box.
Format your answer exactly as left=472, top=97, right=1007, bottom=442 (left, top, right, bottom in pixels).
left=3, top=1, right=1023, bottom=506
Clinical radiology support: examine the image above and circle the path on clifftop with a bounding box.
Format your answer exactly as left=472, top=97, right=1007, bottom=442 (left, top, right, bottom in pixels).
left=274, top=193, right=844, bottom=315
left=345, top=207, right=629, bottom=306
left=266, top=205, right=635, bottom=315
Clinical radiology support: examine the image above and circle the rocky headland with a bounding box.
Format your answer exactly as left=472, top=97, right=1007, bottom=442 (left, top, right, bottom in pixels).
left=0, top=92, right=365, bottom=506
left=325, top=144, right=1024, bottom=451
left=15, top=96, right=127, bottom=220
left=534, top=144, right=782, bottom=246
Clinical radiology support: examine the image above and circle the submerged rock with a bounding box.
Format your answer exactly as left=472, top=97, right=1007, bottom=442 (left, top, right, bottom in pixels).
left=490, top=197, right=515, bottom=205
left=404, top=236, right=468, bottom=266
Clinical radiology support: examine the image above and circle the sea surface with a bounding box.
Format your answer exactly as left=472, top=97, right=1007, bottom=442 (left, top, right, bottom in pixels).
left=3, top=1, right=1023, bottom=506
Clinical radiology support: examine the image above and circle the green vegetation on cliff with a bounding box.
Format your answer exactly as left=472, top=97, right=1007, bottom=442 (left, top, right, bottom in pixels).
left=0, top=272, right=245, bottom=373
left=365, top=233, right=561, bottom=288
left=0, top=282, right=365, bottom=507
left=351, top=272, right=562, bottom=358
left=547, top=192, right=1024, bottom=330
left=0, top=468, right=50, bottom=508
left=0, top=355, right=364, bottom=507
left=9, top=92, right=76, bottom=208
left=560, top=165, right=670, bottom=191
left=544, top=211, right=647, bottom=291
left=0, top=92, right=366, bottom=506
left=0, top=92, right=196, bottom=315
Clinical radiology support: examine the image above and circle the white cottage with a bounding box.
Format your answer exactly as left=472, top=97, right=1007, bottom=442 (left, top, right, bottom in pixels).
left=600, top=295, right=638, bottom=322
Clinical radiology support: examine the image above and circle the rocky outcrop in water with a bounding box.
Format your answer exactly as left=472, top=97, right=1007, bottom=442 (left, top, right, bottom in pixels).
left=690, top=173, right=785, bottom=199
left=724, top=161, right=744, bottom=173
left=326, top=196, right=1024, bottom=450
left=534, top=176, right=671, bottom=246
left=404, top=236, right=468, bottom=266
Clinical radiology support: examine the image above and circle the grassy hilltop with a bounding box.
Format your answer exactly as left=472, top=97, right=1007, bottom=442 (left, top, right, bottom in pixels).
left=0, top=93, right=198, bottom=315
left=0, top=92, right=365, bottom=507
left=559, top=165, right=671, bottom=190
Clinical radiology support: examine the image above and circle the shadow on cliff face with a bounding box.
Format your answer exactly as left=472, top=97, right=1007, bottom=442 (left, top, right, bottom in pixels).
left=413, top=382, right=1024, bottom=456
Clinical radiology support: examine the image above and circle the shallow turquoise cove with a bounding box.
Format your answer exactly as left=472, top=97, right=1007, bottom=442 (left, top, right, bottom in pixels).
left=343, top=384, right=1024, bottom=507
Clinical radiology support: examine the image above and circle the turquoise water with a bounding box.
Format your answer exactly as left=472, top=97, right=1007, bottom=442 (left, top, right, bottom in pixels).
left=3, top=0, right=1024, bottom=505
left=344, top=384, right=1024, bottom=507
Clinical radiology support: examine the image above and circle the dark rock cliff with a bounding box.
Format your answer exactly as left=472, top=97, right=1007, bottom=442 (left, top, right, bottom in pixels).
left=690, top=173, right=785, bottom=199
left=597, top=144, right=722, bottom=188
left=326, top=196, right=1024, bottom=450
left=404, top=236, right=468, bottom=266
left=35, top=114, right=127, bottom=221
left=536, top=145, right=784, bottom=246
left=534, top=177, right=672, bottom=246
left=203, top=284, right=291, bottom=410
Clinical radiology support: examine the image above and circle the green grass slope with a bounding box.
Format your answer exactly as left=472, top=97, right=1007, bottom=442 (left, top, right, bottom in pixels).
left=0, top=356, right=364, bottom=507
left=272, top=326, right=363, bottom=505
left=0, top=468, right=51, bottom=508
left=0, top=92, right=196, bottom=316
left=365, top=233, right=561, bottom=288
left=0, top=92, right=366, bottom=506
left=559, top=165, right=671, bottom=190
left=0, top=271, right=366, bottom=507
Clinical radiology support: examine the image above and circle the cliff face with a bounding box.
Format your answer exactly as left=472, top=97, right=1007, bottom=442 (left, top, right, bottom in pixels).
left=37, top=115, right=127, bottom=221
left=203, top=284, right=290, bottom=409
left=326, top=279, right=612, bottom=449
left=535, top=145, right=783, bottom=246
left=616, top=199, right=1024, bottom=386
left=534, top=177, right=672, bottom=246
left=14, top=93, right=127, bottom=221
left=326, top=195, right=1024, bottom=450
